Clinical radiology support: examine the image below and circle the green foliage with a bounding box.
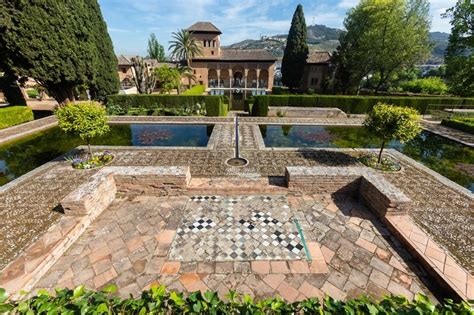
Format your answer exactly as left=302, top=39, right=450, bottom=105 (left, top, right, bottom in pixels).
left=106, top=95, right=226, bottom=117
left=333, top=0, right=431, bottom=93
left=0, top=106, right=34, bottom=129
left=443, top=1, right=474, bottom=97
left=154, top=65, right=181, bottom=94
left=147, top=33, right=166, bottom=61
left=272, top=86, right=291, bottom=95
left=251, top=95, right=269, bottom=116
left=281, top=4, right=309, bottom=90
left=205, top=96, right=228, bottom=116
left=0, top=285, right=472, bottom=314
left=0, top=0, right=118, bottom=104
left=182, top=85, right=205, bottom=95
left=169, top=29, right=202, bottom=68
left=252, top=95, right=474, bottom=115
left=364, top=103, right=421, bottom=162
left=441, top=117, right=474, bottom=134
left=26, top=89, right=39, bottom=99
left=399, top=77, right=448, bottom=95
left=55, top=102, right=110, bottom=156
left=85, top=0, right=120, bottom=102
left=0, top=72, right=26, bottom=106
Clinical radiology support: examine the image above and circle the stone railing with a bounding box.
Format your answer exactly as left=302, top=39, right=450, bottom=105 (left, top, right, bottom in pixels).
left=61, top=166, right=191, bottom=216
left=285, top=166, right=411, bottom=217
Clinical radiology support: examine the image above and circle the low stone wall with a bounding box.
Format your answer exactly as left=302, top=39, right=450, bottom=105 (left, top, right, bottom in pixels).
left=61, top=166, right=190, bottom=216
left=268, top=107, right=347, bottom=118
left=285, top=166, right=411, bottom=217
left=114, top=167, right=191, bottom=197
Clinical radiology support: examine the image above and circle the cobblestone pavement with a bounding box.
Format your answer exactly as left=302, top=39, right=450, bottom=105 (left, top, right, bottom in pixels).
left=421, top=121, right=474, bottom=147
left=1, top=118, right=472, bottom=276
left=0, top=164, right=98, bottom=270
left=33, top=194, right=439, bottom=302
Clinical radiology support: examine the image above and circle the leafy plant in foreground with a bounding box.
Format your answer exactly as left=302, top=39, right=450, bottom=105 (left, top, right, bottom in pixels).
left=1, top=285, right=473, bottom=314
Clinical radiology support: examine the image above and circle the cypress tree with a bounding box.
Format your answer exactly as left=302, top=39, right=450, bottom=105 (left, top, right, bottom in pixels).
left=0, top=0, right=118, bottom=104
left=281, top=4, right=309, bottom=91
left=86, top=0, right=120, bottom=101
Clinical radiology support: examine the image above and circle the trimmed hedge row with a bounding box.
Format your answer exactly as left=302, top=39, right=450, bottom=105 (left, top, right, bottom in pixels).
left=441, top=118, right=474, bottom=134
left=106, top=94, right=228, bottom=117
left=0, top=106, right=34, bottom=129
left=205, top=96, right=228, bottom=117
left=1, top=285, right=471, bottom=314
left=249, top=95, right=474, bottom=116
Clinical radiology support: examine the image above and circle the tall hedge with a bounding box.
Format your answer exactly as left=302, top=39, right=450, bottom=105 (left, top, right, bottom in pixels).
left=0, top=106, right=34, bottom=129
left=205, top=96, right=228, bottom=116
left=0, top=0, right=118, bottom=104
left=251, top=95, right=270, bottom=117
left=107, top=94, right=228, bottom=117
left=249, top=95, right=474, bottom=115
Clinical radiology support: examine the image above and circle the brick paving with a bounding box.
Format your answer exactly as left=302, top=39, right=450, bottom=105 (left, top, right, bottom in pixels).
left=33, top=194, right=438, bottom=302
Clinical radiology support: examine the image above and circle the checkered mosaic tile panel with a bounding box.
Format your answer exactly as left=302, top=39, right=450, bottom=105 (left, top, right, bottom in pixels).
left=168, top=195, right=307, bottom=261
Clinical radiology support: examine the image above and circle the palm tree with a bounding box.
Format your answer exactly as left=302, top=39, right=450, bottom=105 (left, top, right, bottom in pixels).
left=177, top=66, right=196, bottom=93
left=169, top=29, right=202, bottom=88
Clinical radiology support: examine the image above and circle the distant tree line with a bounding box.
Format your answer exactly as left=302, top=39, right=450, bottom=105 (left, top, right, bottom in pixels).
left=280, top=1, right=472, bottom=97
left=0, top=0, right=119, bottom=105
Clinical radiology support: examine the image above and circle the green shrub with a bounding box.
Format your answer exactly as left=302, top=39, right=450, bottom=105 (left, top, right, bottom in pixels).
left=56, top=102, right=110, bottom=156
left=364, top=103, right=422, bottom=163
left=244, top=99, right=253, bottom=112
left=251, top=95, right=269, bottom=116
left=0, top=285, right=471, bottom=314
left=0, top=106, right=34, bottom=129
left=441, top=117, right=474, bottom=134
left=252, top=95, right=473, bottom=114
left=272, top=86, right=291, bottom=95
left=106, top=94, right=215, bottom=116
left=26, top=89, right=39, bottom=99
left=182, top=85, right=205, bottom=95
left=399, top=77, right=448, bottom=95
left=205, top=96, right=228, bottom=116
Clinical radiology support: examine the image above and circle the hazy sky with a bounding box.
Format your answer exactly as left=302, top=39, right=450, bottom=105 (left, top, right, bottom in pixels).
left=98, top=0, right=456, bottom=55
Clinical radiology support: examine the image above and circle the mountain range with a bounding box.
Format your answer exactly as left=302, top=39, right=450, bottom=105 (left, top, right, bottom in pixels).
left=224, top=24, right=449, bottom=64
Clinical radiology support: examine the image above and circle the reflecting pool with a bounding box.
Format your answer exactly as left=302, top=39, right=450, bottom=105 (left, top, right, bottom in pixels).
left=0, top=124, right=213, bottom=186
left=260, top=125, right=474, bottom=192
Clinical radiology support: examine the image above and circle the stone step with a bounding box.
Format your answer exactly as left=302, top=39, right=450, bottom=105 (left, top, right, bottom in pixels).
left=187, top=176, right=288, bottom=195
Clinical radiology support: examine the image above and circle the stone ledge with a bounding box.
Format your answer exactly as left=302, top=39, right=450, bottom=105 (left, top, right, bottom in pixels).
left=385, top=215, right=473, bottom=301
left=268, top=107, right=347, bottom=118
left=285, top=166, right=411, bottom=216
left=61, top=166, right=190, bottom=215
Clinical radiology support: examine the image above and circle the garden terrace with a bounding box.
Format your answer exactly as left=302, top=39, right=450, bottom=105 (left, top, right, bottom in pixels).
left=0, top=116, right=472, bottom=302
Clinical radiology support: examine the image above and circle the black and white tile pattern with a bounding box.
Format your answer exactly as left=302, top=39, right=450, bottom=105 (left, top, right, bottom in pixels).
left=169, top=195, right=307, bottom=261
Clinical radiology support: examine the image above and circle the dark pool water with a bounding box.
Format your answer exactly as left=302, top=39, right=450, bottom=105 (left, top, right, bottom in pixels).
left=260, top=125, right=474, bottom=192
left=0, top=124, right=213, bottom=186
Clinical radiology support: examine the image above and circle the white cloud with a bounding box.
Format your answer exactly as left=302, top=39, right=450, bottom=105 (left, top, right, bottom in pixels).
left=337, top=0, right=358, bottom=9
